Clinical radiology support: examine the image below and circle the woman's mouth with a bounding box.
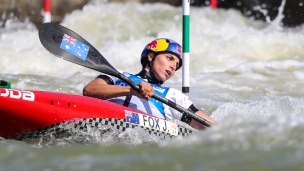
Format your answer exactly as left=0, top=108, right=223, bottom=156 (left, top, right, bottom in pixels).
left=166, top=70, right=171, bottom=77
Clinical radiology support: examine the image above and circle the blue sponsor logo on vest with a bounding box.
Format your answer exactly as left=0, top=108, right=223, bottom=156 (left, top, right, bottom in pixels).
left=115, top=72, right=169, bottom=118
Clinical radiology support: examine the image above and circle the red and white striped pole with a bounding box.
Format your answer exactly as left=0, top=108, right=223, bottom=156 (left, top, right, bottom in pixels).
left=43, top=0, right=51, bottom=23
left=211, top=0, right=218, bottom=9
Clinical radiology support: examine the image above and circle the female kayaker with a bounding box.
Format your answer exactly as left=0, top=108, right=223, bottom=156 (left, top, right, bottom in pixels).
left=83, top=38, right=216, bottom=129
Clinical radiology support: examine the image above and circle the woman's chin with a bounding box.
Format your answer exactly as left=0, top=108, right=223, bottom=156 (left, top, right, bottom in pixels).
left=156, top=76, right=166, bottom=83
left=161, top=76, right=169, bottom=82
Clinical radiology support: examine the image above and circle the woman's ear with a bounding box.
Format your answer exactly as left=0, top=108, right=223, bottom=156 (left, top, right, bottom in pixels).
left=147, top=52, right=154, bottom=62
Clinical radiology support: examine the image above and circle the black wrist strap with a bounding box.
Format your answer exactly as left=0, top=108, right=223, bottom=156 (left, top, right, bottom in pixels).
left=181, top=104, right=199, bottom=124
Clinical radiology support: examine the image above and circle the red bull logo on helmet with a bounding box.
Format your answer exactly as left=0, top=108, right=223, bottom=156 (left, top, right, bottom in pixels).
left=146, top=39, right=170, bottom=52
left=143, top=39, right=182, bottom=58
left=146, top=40, right=157, bottom=49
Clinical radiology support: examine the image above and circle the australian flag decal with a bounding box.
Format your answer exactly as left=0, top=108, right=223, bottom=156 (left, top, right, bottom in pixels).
left=125, top=111, right=140, bottom=124
left=60, top=34, right=90, bottom=60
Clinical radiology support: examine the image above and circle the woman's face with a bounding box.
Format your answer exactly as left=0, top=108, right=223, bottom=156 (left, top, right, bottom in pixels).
left=148, top=52, right=180, bottom=82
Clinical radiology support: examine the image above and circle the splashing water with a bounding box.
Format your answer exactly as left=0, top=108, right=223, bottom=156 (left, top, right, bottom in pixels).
left=1, top=1, right=304, bottom=170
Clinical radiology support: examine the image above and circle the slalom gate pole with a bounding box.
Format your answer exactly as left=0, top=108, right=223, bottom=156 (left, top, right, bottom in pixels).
left=211, top=0, right=218, bottom=9
left=182, top=0, right=190, bottom=93
left=43, top=0, right=51, bottom=23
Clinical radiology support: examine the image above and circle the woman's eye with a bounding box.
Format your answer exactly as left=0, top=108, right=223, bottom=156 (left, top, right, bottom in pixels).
left=167, top=56, right=173, bottom=60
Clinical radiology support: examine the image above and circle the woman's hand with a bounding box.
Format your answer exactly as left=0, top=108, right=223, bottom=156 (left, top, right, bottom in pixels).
left=131, top=82, right=154, bottom=100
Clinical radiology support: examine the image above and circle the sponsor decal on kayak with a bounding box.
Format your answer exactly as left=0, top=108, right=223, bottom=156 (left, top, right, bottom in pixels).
left=0, top=89, right=35, bottom=101
left=60, top=34, right=90, bottom=60
left=124, top=110, right=178, bottom=136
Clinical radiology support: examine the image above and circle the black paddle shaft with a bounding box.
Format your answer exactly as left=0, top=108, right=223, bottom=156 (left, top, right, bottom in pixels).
left=39, top=23, right=213, bottom=127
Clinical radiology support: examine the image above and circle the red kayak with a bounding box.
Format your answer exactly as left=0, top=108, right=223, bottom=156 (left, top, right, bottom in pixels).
left=0, top=88, right=194, bottom=140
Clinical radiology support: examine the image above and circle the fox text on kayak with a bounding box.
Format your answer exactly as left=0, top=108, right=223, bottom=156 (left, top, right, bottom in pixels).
left=0, top=89, right=35, bottom=101
left=124, top=110, right=178, bottom=136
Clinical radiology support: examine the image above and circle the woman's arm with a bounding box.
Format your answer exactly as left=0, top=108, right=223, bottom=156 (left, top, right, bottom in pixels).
left=189, top=110, right=217, bottom=130
left=83, top=78, right=154, bottom=100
